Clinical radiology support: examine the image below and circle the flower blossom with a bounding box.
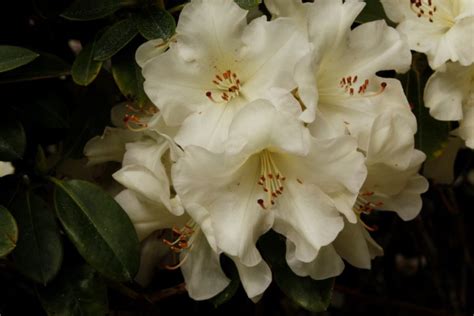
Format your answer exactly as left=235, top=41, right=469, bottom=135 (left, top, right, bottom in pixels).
left=141, top=0, right=307, bottom=151
left=381, top=0, right=474, bottom=69
left=425, top=62, right=474, bottom=148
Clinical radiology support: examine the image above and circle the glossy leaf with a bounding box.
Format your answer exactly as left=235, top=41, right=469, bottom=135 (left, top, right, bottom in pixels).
left=38, top=265, right=108, bottom=316
left=399, top=53, right=451, bottom=160
left=0, top=46, right=39, bottom=73
left=133, top=8, right=176, bottom=40
left=11, top=192, right=63, bottom=285
left=61, top=0, right=134, bottom=21
left=234, top=0, right=261, bottom=9
left=52, top=179, right=140, bottom=282
left=0, top=205, right=18, bottom=257
left=259, top=232, right=335, bottom=312
left=112, top=44, right=149, bottom=107
left=94, top=18, right=138, bottom=61
left=0, top=53, right=70, bottom=84
left=71, top=39, right=103, bottom=86
left=0, top=120, right=26, bottom=161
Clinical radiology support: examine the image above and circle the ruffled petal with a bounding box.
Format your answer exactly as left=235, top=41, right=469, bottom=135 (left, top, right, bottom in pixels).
left=231, top=256, right=272, bottom=300
left=286, top=240, right=344, bottom=280
left=135, top=39, right=168, bottom=68
left=181, top=232, right=230, bottom=300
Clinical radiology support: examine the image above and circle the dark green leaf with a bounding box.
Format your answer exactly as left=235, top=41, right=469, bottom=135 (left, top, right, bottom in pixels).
left=259, top=232, right=335, bottom=312
left=11, top=192, right=63, bottom=285
left=0, top=120, right=26, bottom=161
left=38, top=264, right=108, bottom=316
left=356, top=0, right=390, bottom=24
left=398, top=53, right=451, bottom=160
left=94, top=18, right=138, bottom=61
left=112, top=43, right=149, bottom=107
left=0, top=53, right=70, bottom=84
left=134, top=8, right=176, bottom=40
left=51, top=179, right=140, bottom=281
left=71, top=40, right=103, bottom=86
left=0, top=205, right=18, bottom=257
left=211, top=256, right=240, bottom=308
left=61, top=0, right=134, bottom=21
left=234, top=0, right=261, bottom=10
left=0, top=46, right=39, bottom=73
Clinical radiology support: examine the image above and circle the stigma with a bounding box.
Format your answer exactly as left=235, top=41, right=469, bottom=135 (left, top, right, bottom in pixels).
left=206, top=70, right=242, bottom=103
left=257, top=150, right=286, bottom=209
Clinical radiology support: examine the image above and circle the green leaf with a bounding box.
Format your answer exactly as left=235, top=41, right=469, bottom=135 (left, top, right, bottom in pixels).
left=234, top=0, right=261, bottom=10
left=0, top=120, right=26, bottom=161
left=71, top=39, right=103, bottom=86
left=211, top=256, right=240, bottom=308
left=0, top=53, right=70, bottom=84
left=38, top=265, right=108, bottom=316
left=61, top=0, right=134, bottom=21
left=11, top=192, right=63, bottom=285
left=356, top=0, right=390, bottom=24
left=133, top=8, right=176, bottom=40
left=0, top=46, right=39, bottom=73
left=0, top=205, right=18, bottom=257
left=112, top=43, right=149, bottom=107
left=259, top=232, right=334, bottom=312
left=398, top=53, right=451, bottom=160
left=51, top=179, right=140, bottom=282
left=94, top=18, right=138, bottom=61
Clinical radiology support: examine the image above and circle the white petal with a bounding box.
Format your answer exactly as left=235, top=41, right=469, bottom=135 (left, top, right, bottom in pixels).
left=83, top=127, right=142, bottom=165
left=307, top=0, right=365, bottom=57
left=231, top=256, right=272, bottom=300
left=142, top=48, right=213, bottom=126
left=174, top=0, right=247, bottom=63
left=278, top=136, right=367, bottom=222
left=136, top=39, right=168, bottom=68
left=273, top=182, right=344, bottom=262
left=332, top=220, right=383, bottom=269
left=239, top=16, right=308, bottom=99
left=454, top=101, right=474, bottom=148
left=286, top=240, right=344, bottom=280
left=113, top=164, right=174, bottom=214
left=172, top=146, right=273, bottom=266
left=181, top=232, right=230, bottom=300
left=226, top=99, right=311, bottom=156
left=0, top=161, right=14, bottom=177
left=424, top=63, right=471, bottom=121
left=115, top=190, right=185, bottom=240
left=366, top=112, right=415, bottom=170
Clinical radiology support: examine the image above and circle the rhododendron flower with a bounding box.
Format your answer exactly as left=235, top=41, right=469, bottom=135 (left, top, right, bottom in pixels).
left=381, top=0, right=474, bottom=69
left=172, top=100, right=367, bottom=278
left=141, top=0, right=307, bottom=151
left=280, top=0, right=414, bottom=150
left=424, top=62, right=474, bottom=148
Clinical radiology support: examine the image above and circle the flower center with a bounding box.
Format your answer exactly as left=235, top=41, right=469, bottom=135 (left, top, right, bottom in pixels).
left=339, top=75, right=387, bottom=97
left=162, top=221, right=198, bottom=270
left=206, top=70, right=242, bottom=103
left=123, top=104, right=158, bottom=131
left=353, top=191, right=383, bottom=232
left=257, top=150, right=286, bottom=209
left=410, top=0, right=454, bottom=26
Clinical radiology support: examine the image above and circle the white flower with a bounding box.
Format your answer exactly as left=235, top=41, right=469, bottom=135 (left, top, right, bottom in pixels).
left=424, top=62, right=474, bottom=148
left=172, top=100, right=367, bottom=282
left=381, top=0, right=474, bottom=69
left=286, top=0, right=414, bottom=150
left=142, top=0, right=308, bottom=151
left=0, top=161, right=14, bottom=177
left=286, top=112, right=428, bottom=279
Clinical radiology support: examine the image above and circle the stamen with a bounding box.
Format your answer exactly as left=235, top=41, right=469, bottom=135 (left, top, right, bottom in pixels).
left=340, top=75, right=387, bottom=97
left=353, top=193, right=383, bottom=232
left=257, top=150, right=286, bottom=209
left=206, top=70, right=242, bottom=103
left=163, top=222, right=198, bottom=270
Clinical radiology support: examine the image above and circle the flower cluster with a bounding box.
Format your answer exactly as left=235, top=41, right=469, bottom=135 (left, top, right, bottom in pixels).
left=381, top=0, right=474, bottom=148
left=85, top=0, right=429, bottom=301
